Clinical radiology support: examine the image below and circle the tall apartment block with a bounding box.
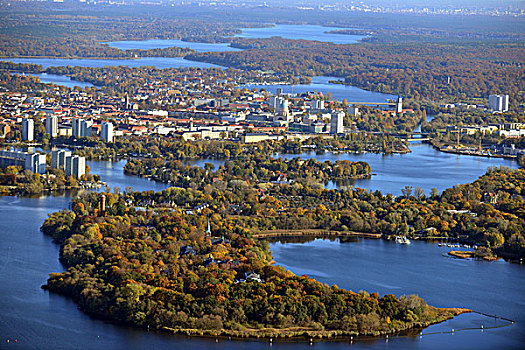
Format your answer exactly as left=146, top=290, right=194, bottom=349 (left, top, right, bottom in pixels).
left=489, top=94, right=509, bottom=112
left=65, top=155, right=86, bottom=179
left=0, top=150, right=46, bottom=174
left=101, top=122, right=114, bottom=143
left=51, top=150, right=72, bottom=169
left=45, top=115, right=58, bottom=138
left=22, top=118, right=34, bottom=141
left=330, top=111, right=345, bottom=135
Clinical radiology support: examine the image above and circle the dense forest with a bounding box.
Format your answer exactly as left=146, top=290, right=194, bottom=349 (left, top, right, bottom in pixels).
left=121, top=156, right=525, bottom=259
left=189, top=38, right=524, bottom=101
left=124, top=155, right=372, bottom=186
left=1, top=3, right=523, bottom=102
left=40, top=189, right=466, bottom=338
left=60, top=135, right=409, bottom=163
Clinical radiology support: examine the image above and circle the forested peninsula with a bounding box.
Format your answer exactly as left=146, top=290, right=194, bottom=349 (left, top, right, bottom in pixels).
left=41, top=190, right=467, bottom=339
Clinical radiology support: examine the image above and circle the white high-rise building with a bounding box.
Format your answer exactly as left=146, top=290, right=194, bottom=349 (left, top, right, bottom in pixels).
left=51, top=150, right=72, bottom=169
left=65, top=154, right=86, bottom=179
left=489, top=94, right=509, bottom=112
left=72, top=118, right=81, bottom=137
left=72, top=155, right=85, bottom=179
left=101, top=122, right=114, bottom=143
left=80, top=120, right=92, bottom=137
left=330, top=112, right=345, bottom=135
left=24, top=153, right=46, bottom=174
left=0, top=150, right=45, bottom=174
left=312, top=100, right=324, bottom=110
left=396, top=97, right=403, bottom=114
left=22, top=118, right=34, bottom=141
left=348, top=106, right=360, bottom=116
left=280, top=100, right=289, bottom=116
left=45, top=115, right=58, bottom=138
left=72, top=119, right=91, bottom=137
left=269, top=96, right=280, bottom=109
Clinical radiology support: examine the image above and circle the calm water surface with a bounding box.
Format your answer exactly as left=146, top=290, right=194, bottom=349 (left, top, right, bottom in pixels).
left=0, top=157, right=523, bottom=349
left=270, top=238, right=525, bottom=350
left=5, top=57, right=222, bottom=70
left=24, top=72, right=95, bottom=89
left=104, top=24, right=365, bottom=52
left=241, top=76, right=396, bottom=103
left=274, top=142, right=518, bottom=195
left=105, top=39, right=240, bottom=52
left=235, top=24, right=366, bottom=44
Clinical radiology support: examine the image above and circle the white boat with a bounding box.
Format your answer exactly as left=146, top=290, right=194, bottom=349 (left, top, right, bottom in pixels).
left=395, top=236, right=411, bottom=244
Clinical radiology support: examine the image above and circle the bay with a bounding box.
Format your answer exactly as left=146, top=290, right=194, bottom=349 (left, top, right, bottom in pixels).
left=241, top=76, right=397, bottom=103
left=235, top=24, right=366, bottom=44
left=13, top=72, right=95, bottom=89
left=4, top=57, right=222, bottom=70
left=104, top=39, right=240, bottom=52
left=274, top=142, right=518, bottom=195
left=0, top=156, right=522, bottom=349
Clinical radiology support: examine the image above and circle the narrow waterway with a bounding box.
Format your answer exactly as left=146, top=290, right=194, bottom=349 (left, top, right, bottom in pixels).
left=1, top=23, right=523, bottom=349
left=0, top=156, right=523, bottom=349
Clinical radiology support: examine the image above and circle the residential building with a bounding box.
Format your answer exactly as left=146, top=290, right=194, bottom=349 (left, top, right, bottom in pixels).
left=489, top=94, right=509, bottom=112
left=45, top=115, right=58, bottom=138
left=348, top=106, right=360, bottom=116
left=51, top=150, right=72, bottom=169
left=0, top=150, right=46, bottom=174
left=101, top=122, right=114, bottom=142
left=65, top=155, right=85, bottom=179
left=330, top=111, right=345, bottom=135
left=396, top=97, right=403, bottom=114
left=22, top=118, right=34, bottom=141
left=312, top=100, right=324, bottom=110
left=72, top=118, right=92, bottom=138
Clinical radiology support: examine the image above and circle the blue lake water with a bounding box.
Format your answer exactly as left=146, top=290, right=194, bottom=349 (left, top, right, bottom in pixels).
left=105, top=39, right=241, bottom=52
left=0, top=159, right=523, bottom=349
left=275, top=142, right=518, bottom=195
left=103, top=24, right=365, bottom=52
left=19, top=72, right=95, bottom=89
left=235, top=24, right=366, bottom=44
left=269, top=238, right=525, bottom=350
left=241, top=76, right=396, bottom=102
left=4, top=57, right=222, bottom=70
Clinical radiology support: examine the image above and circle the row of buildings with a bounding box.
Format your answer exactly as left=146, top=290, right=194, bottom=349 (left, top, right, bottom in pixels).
left=441, top=94, right=510, bottom=113
left=51, top=150, right=86, bottom=179
left=20, top=117, right=114, bottom=143
left=0, top=149, right=46, bottom=174
left=0, top=149, right=86, bottom=178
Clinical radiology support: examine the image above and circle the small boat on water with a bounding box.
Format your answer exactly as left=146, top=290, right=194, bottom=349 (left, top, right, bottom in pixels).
left=395, top=236, right=411, bottom=244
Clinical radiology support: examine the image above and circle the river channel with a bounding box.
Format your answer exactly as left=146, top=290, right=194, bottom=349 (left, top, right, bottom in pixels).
left=0, top=151, right=523, bottom=349
left=0, top=24, right=523, bottom=349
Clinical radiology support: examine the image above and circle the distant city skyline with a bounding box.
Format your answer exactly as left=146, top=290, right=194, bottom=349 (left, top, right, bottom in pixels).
left=11, top=0, right=523, bottom=15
